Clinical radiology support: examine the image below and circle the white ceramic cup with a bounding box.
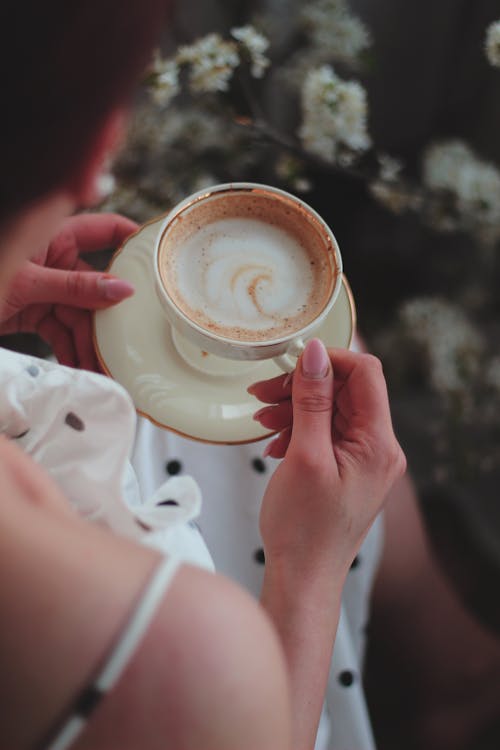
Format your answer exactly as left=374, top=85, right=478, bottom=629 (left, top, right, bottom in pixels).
left=153, top=182, right=343, bottom=373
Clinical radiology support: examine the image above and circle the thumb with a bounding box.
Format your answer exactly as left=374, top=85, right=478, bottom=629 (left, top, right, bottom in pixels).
left=17, top=264, right=135, bottom=310
left=289, top=338, right=334, bottom=455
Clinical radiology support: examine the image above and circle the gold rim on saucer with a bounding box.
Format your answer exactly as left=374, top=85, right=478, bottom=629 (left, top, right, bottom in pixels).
left=93, top=214, right=356, bottom=445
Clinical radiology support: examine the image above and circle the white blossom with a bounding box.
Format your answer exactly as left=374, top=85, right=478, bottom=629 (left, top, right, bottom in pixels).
left=423, top=141, right=473, bottom=191
left=423, top=140, right=500, bottom=225
left=301, top=0, right=371, bottom=64
left=378, top=153, right=403, bottom=182
left=299, top=65, right=370, bottom=162
left=401, top=298, right=482, bottom=395
left=455, top=161, right=500, bottom=224
left=293, top=177, right=312, bottom=193
left=96, top=171, right=116, bottom=200
left=150, top=57, right=180, bottom=107
left=177, top=33, right=240, bottom=93
left=485, top=20, right=500, bottom=67
left=231, top=25, right=270, bottom=78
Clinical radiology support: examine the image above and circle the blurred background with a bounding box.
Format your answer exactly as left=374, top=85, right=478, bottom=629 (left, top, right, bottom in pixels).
left=6, top=1, right=500, bottom=747
left=106, top=0, right=500, bottom=619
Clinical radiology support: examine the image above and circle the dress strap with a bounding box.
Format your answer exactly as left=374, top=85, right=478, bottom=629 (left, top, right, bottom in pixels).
left=40, top=554, right=180, bottom=750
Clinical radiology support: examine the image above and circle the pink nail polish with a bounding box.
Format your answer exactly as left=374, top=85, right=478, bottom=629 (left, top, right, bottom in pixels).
left=253, top=406, right=271, bottom=422
left=301, top=338, right=329, bottom=379
left=100, top=278, right=135, bottom=301
left=263, top=442, right=274, bottom=458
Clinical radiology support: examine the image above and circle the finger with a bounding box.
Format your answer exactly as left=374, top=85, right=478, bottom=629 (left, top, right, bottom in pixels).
left=253, top=401, right=293, bottom=431
left=327, top=349, right=395, bottom=433
left=37, top=314, right=78, bottom=367
left=263, top=427, right=293, bottom=459
left=54, top=213, right=138, bottom=257
left=16, top=264, right=135, bottom=310
left=247, top=372, right=293, bottom=404
left=288, top=339, right=335, bottom=459
left=54, top=306, right=99, bottom=372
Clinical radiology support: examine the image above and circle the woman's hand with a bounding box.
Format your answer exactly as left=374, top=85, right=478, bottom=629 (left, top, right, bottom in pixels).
left=250, top=339, right=406, bottom=577
left=251, top=339, right=406, bottom=749
left=0, top=213, right=137, bottom=371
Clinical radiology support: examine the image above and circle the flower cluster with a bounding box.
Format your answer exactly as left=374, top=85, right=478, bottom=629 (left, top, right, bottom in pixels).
left=400, top=298, right=482, bottom=397
left=177, top=33, right=240, bottom=93
left=300, top=0, right=371, bottom=64
left=378, top=153, right=403, bottom=183
left=423, top=140, right=500, bottom=228
left=485, top=20, right=500, bottom=67
left=230, top=25, right=270, bottom=78
left=299, top=65, right=370, bottom=162
left=149, top=53, right=180, bottom=107
left=149, top=25, right=270, bottom=100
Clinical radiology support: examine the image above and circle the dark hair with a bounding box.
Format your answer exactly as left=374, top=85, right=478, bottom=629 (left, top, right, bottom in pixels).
left=0, top=0, right=168, bottom=221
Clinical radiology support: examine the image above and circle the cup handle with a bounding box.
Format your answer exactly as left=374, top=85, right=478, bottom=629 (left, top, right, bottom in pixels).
left=273, top=338, right=305, bottom=373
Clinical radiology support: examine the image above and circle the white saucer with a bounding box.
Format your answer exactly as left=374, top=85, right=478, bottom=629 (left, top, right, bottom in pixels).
left=94, top=216, right=356, bottom=444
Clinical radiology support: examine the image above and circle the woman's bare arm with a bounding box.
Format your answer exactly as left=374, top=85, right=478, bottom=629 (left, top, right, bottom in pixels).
left=0, top=438, right=291, bottom=750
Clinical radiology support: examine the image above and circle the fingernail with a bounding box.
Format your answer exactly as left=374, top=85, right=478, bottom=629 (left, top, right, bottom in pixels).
left=253, top=406, right=272, bottom=422
left=301, top=338, right=329, bottom=379
left=283, top=371, right=294, bottom=389
left=263, top=441, right=274, bottom=458
left=99, top=277, right=135, bottom=301
left=247, top=381, right=262, bottom=395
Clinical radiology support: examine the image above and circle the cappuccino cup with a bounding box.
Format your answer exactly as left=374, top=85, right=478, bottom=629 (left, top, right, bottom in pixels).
left=154, top=183, right=342, bottom=372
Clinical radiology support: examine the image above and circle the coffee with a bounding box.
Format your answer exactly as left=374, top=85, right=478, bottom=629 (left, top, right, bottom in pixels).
left=158, top=189, right=337, bottom=343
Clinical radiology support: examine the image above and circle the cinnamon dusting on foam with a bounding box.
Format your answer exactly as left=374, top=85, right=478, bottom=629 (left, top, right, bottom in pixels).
left=231, top=267, right=273, bottom=317
left=159, top=191, right=337, bottom=342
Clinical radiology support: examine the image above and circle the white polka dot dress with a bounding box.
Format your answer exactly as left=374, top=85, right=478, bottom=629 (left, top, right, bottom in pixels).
left=132, top=417, right=382, bottom=750
left=0, top=347, right=214, bottom=571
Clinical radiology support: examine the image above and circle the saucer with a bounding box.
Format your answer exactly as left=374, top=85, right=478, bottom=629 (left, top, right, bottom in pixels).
left=94, top=216, right=356, bottom=444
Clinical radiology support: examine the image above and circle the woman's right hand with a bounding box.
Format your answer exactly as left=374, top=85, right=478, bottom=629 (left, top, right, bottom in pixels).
left=250, top=339, right=406, bottom=578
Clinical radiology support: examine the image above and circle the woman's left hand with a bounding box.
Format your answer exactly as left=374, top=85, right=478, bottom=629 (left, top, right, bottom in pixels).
left=251, top=342, right=406, bottom=575
left=0, top=213, right=137, bottom=371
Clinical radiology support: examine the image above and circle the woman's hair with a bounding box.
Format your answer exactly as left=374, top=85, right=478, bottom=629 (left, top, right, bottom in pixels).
left=0, top=0, right=168, bottom=222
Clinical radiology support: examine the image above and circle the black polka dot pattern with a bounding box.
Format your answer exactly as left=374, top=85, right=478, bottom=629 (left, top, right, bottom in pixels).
left=166, top=459, right=182, bottom=476
left=254, top=548, right=265, bottom=564
left=251, top=457, right=266, bottom=473
left=65, top=412, right=85, bottom=431
left=26, top=365, right=39, bottom=377
left=338, top=670, right=355, bottom=687
left=350, top=555, right=361, bottom=570
left=157, top=499, right=179, bottom=507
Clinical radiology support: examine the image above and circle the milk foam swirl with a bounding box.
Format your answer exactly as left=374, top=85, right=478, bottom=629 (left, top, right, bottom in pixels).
left=173, top=218, right=315, bottom=333
left=160, top=191, right=336, bottom=343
